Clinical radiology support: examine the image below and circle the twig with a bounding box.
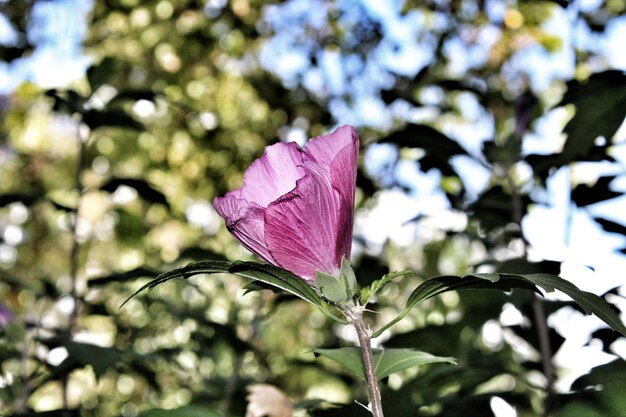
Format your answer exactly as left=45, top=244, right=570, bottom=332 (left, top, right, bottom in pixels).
left=351, top=309, right=384, bottom=417
left=68, top=120, right=87, bottom=333
left=63, top=119, right=88, bottom=409
left=507, top=169, right=555, bottom=414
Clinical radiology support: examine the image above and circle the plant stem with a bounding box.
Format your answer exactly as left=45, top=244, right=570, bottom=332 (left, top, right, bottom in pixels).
left=507, top=169, right=555, bottom=414
left=532, top=296, right=555, bottom=414
left=352, top=314, right=384, bottom=417
left=68, top=121, right=87, bottom=333
left=63, top=120, right=87, bottom=409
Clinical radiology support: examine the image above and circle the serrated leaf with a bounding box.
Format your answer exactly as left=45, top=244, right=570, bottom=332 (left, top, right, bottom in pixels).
left=373, top=274, right=540, bottom=338
left=521, top=273, right=626, bottom=337
left=122, top=260, right=346, bottom=324
left=87, top=266, right=158, bottom=287
left=374, top=272, right=626, bottom=338
left=312, top=347, right=455, bottom=381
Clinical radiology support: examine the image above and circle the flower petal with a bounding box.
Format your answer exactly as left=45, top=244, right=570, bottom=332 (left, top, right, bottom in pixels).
left=264, top=174, right=340, bottom=281
left=329, top=137, right=358, bottom=262
left=240, top=141, right=305, bottom=207
left=303, top=125, right=358, bottom=172
left=213, top=195, right=276, bottom=264
left=304, top=125, right=359, bottom=262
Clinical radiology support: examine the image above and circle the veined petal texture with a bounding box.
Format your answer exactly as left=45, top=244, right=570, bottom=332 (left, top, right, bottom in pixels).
left=214, top=126, right=359, bottom=282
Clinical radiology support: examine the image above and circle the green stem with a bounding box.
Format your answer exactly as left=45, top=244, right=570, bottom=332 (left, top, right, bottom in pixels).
left=351, top=313, right=384, bottom=417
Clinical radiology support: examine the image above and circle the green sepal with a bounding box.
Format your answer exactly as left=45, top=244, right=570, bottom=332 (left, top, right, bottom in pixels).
left=314, top=258, right=357, bottom=305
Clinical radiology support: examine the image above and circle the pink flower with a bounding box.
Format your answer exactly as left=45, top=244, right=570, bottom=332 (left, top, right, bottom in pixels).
left=214, top=126, right=359, bottom=282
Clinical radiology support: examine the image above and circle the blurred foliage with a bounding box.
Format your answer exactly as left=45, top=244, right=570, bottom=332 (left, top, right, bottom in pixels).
left=1, top=0, right=626, bottom=416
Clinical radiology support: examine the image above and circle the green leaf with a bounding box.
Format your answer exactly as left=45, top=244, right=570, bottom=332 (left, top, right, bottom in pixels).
left=100, top=177, right=170, bottom=209
left=380, top=123, right=468, bottom=176
left=360, top=270, right=413, bottom=305
left=560, top=71, right=626, bottom=160
left=138, top=406, right=219, bottom=417
left=122, top=260, right=347, bottom=324
left=0, top=192, right=40, bottom=207
left=64, top=341, right=121, bottom=379
left=109, top=89, right=158, bottom=104
left=373, top=272, right=626, bottom=338
left=572, top=176, right=621, bottom=207
left=87, top=266, right=158, bottom=287
left=594, top=217, right=626, bottom=236
left=312, top=347, right=455, bottom=381
left=520, top=273, right=626, bottom=337
left=87, top=57, right=120, bottom=91
left=83, top=108, right=143, bottom=130
left=372, top=273, right=539, bottom=337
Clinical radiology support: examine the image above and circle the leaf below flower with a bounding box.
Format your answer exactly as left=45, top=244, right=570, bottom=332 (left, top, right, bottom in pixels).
left=121, top=260, right=347, bottom=324
left=312, top=347, right=456, bottom=381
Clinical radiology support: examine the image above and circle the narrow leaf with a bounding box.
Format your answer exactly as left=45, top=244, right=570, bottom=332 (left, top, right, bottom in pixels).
left=121, top=260, right=346, bottom=323
left=83, top=109, right=143, bottom=130
left=373, top=274, right=540, bottom=338
left=88, top=267, right=158, bottom=287
left=521, top=273, right=626, bottom=337
left=360, top=270, right=413, bottom=305
left=100, top=178, right=170, bottom=209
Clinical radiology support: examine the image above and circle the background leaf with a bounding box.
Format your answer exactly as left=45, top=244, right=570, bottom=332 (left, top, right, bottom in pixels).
left=138, top=406, right=219, bottom=417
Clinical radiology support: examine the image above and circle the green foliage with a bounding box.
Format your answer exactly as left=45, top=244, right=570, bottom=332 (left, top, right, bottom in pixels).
left=560, top=71, right=626, bottom=160
left=315, top=258, right=357, bottom=305
left=2, top=0, right=626, bottom=416
left=360, top=270, right=413, bottom=306
left=126, top=260, right=347, bottom=323
left=312, top=348, right=455, bottom=381
left=138, top=407, right=220, bottom=417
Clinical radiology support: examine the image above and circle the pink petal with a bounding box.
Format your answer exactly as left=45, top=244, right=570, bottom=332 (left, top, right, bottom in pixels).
left=240, top=141, right=305, bottom=208
left=214, top=125, right=360, bottom=283
left=213, top=195, right=276, bottom=264
left=329, top=138, right=358, bottom=262
left=264, top=174, right=340, bottom=281
left=303, top=126, right=359, bottom=261
left=303, top=125, right=358, bottom=171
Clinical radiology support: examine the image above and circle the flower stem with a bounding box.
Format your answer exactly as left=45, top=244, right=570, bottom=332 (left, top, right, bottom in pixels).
left=352, top=315, right=384, bottom=417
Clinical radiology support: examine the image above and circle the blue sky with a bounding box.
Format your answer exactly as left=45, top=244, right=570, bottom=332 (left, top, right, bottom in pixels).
left=0, top=0, right=92, bottom=93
